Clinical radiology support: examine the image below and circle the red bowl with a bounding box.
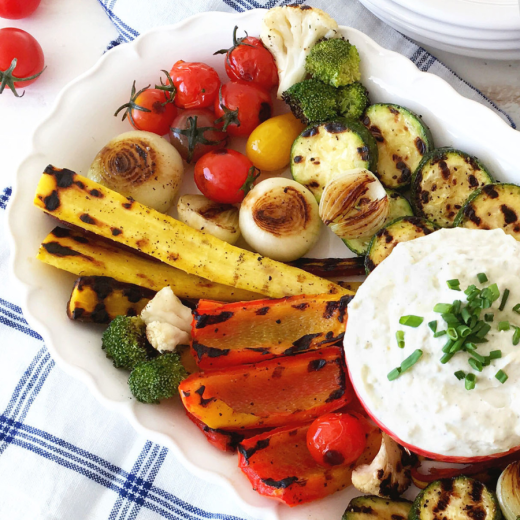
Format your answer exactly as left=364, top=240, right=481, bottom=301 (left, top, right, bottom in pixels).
left=346, top=362, right=520, bottom=463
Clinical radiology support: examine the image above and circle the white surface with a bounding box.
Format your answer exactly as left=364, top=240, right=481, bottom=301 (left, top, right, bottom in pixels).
left=7, top=8, right=520, bottom=519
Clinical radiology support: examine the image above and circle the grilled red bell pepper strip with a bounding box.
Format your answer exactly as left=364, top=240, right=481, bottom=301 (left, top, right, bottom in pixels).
left=238, top=420, right=382, bottom=506
left=191, top=293, right=352, bottom=369
left=179, top=346, right=353, bottom=430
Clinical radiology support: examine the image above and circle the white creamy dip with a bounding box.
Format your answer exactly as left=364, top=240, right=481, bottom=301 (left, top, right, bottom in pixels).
left=344, top=228, right=520, bottom=458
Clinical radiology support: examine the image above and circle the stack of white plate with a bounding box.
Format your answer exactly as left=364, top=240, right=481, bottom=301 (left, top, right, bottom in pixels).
left=359, top=0, right=520, bottom=59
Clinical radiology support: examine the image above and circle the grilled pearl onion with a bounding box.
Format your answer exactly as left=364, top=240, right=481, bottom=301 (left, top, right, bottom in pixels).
left=177, top=195, right=240, bottom=245
left=319, top=168, right=389, bottom=240
left=497, top=461, right=520, bottom=520
left=87, top=130, right=183, bottom=213
left=239, top=177, right=321, bottom=262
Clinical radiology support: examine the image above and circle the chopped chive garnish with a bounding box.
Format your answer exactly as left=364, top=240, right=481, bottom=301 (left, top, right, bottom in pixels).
left=428, top=320, right=437, bottom=333
left=434, top=303, right=452, bottom=313
left=468, top=315, right=478, bottom=329
left=476, top=323, right=491, bottom=338
left=452, top=300, right=462, bottom=315
left=489, top=350, right=502, bottom=359
left=466, top=335, right=489, bottom=344
left=401, top=349, right=423, bottom=372
left=468, top=358, right=483, bottom=372
left=498, top=321, right=510, bottom=332
left=465, top=373, right=476, bottom=390
left=447, top=327, right=458, bottom=340
left=447, top=279, right=461, bottom=291
left=477, top=273, right=488, bottom=283
left=469, top=350, right=486, bottom=363
left=484, top=313, right=494, bottom=322
left=434, top=330, right=447, bottom=338
left=396, top=330, right=405, bottom=348
left=399, top=315, right=424, bottom=328
left=513, top=327, right=520, bottom=346
left=457, top=325, right=471, bottom=338
left=454, top=370, right=465, bottom=380
left=387, top=367, right=401, bottom=381
left=487, top=283, right=500, bottom=302
left=461, top=308, right=471, bottom=324
left=465, top=284, right=477, bottom=296
left=499, top=289, right=510, bottom=311
left=440, top=352, right=454, bottom=364
left=513, top=304, right=520, bottom=314
left=442, top=313, right=460, bottom=325
left=495, top=370, right=508, bottom=384
left=449, top=338, right=465, bottom=354
left=482, top=357, right=491, bottom=367
left=465, top=342, right=477, bottom=351
left=480, top=298, right=492, bottom=310
left=442, top=339, right=454, bottom=353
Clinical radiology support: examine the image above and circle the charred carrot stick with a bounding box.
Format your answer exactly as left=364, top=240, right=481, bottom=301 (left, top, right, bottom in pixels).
left=191, top=293, right=352, bottom=370
left=238, top=421, right=382, bottom=506
left=179, top=347, right=352, bottom=430
left=287, top=257, right=365, bottom=278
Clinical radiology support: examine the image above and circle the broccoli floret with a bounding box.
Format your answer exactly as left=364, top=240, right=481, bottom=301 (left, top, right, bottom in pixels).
left=305, top=38, right=361, bottom=88
left=337, top=82, right=369, bottom=120
left=128, top=352, right=187, bottom=404
left=282, top=79, right=338, bottom=124
left=102, top=315, right=156, bottom=371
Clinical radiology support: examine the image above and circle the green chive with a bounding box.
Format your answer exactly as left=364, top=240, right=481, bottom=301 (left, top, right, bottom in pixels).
left=477, top=273, right=488, bottom=283
left=482, top=357, right=491, bottom=367
left=495, top=370, right=508, bottom=384
left=387, top=367, right=401, bottom=381
left=499, top=289, right=510, bottom=311
left=465, top=342, right=477, bottom=351
left=513, top=327, right=520, bottom=346
left=449, top=338, right=466, bottom=354
left=498, top=321, right=510, bottom=331
left=428, top=320, right=437, bottom=333
left=468, top=315, right=478, bottom=329
left=434, top=330, right=447, bottom=338
left=468, top=358, right=483, bottom=372
left=454, top=370, right=465, bottom=380
left=442, top=339, right=454, bottom=353
left=469, top=350, right=486, bottom=363
left=484, top=313, right=494, bottom=322
left=452, top=300, right=462, bottom=315
left=476, top=323, right=491, bottom=338
left=434, top=303, right=453, bottom=313
left=487, top=283, right=500, bottom=302
left=461, top=308, right=472, bottom=324
left=401, top=349, right=423, bottom=372
left=465, top=284, right=477, bottom=296
left=513, top=304, right=520, bottom=314
left=480, top=298, right=492, bottom=310
left=399, top=315, right=424, bottom=328
left=396, top=330, right=405, bottom=348
left=447, top=279, right=461, bottom=291
left=442, top=313, right=460, bottom=325
left=465, top=373, right=476, bottom=390
left=489, top=350, right=502, bottom=359
left=457, top=325, right=471, bottom=338
left=440, top=352, right=454, bottom=364
left=466, top=335, right=489, bottom=344
left=447, top=327, right=458, bottom=340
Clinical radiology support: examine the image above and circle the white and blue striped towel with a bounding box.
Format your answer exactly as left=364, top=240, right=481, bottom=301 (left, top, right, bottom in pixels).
left=0, top=1, right=515, bottom=519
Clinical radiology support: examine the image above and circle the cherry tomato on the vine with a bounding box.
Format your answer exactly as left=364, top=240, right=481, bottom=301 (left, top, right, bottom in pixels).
left=214, top=81, right=272, bottom=137
left=0, top=28, right=44, bottom=97
left=170, top=109, right=227, bottom=163
left=169, top=60, right=220, bottom=109
left=307, top=413, right=367, bottom=468
left=214, top=26, right=278, bottom=90
left=194, top=149, right=260, bottom=204
left=0, top=0, right=41, bottom=19
left=115, top=81, right=177, bottom=136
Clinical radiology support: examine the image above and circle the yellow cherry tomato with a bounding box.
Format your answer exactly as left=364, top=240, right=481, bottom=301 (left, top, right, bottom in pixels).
left=246, top=112, right=306, bottom=171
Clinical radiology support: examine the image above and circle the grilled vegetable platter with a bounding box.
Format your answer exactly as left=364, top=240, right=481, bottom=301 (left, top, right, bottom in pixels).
left=26, top=3, right=520, bottom=517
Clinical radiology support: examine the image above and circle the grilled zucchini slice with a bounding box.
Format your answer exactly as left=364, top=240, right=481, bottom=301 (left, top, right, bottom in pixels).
left=363, top=104, right=433, bottom=190
left=365, top=216, right=438, bottom=272
left=291, top=119, right=378, bottom=202
left=344, top=189, right=413, bottom=256
left=412, top=148, right=493, bottom=228
left=343, top=495, right=412, bottom=520
left=409, top=477, right=501, bottom=520
left=455, top=183, right=520, bottom=241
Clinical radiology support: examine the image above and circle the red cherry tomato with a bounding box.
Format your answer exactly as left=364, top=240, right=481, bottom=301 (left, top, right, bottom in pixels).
left=214, top=81, right=272, bottom=137
left=0, top=0, right=41, bottom=19
left=307, top=413, right=367, bottom=468
left=169, top=108, right=227, bottom=163
left=215, top=27, right=278, bottom=90
left=0, top=28, right=44, bottom=97
left=115, top=82, right=177, bottom=136
left=194, top=149, right=259, bottom=204
left=169, top=60, right=220, bottom=109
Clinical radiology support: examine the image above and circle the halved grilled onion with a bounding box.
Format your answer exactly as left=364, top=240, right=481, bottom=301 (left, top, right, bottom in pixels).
left=177, top=194, right=240, bottom=244
left=319, top=168, right=389, bottom=240
left=497, top=461, right=520, bottom=520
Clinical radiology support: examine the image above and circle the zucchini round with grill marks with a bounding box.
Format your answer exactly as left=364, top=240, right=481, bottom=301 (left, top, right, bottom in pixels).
left=412, top=148, right=493, bottom=228
left=365, top=216, right=438, bottom=272
left=344, top=189, right=413, bottom=256
left=342, top=495, right=412, bottom=520
left=291, top=118, right=378, bottom=202
left=455, top=183, right=520, bottom=241
left=409, top=477, right=502, bottom=520
left=363, top=104, right=433, bottom=190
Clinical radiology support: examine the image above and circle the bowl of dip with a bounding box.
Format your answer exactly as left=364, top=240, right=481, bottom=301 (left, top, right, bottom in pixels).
left=344, top=227, right=520, bottom=462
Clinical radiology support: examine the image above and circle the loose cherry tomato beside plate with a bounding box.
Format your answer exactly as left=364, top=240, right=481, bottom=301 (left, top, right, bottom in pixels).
left=0, top=0, right=41, bottom=19
left=194, top=149, right=259, bottom=204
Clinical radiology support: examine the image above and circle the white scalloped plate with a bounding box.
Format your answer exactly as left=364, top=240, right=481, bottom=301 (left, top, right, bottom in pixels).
left=7, top=8, right=520, bottom=520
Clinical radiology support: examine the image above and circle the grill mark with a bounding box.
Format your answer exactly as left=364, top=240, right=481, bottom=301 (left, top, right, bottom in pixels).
left=43, top=191, right=60, bottom=211
left=439, top=161, right=451, bottom=180
left=323, top=294, right=353, bottom=322
left=195, top=385, right=215, bottom=406
left=237, top=438, right=270, bottom=463
left=79, top=213, right=96, bottom=225
left=470, top=480, right=484, bottom=502
left=283, top=333, right=322, bottom=355
left=463, top=204, right=481, bottom=226
left=255, top=306, right=270, bottom=316
left=482, top=185, right=499, bottom=198
left=42, top=242, right=84, bottom=258
left=194, top=311, right=234, bottom=329
left=191, top=341, right=230, bottom=361
left=415, top=137, right=426, bottom=155
left=308, top=359, right=327, bottom=372
left=501, top=204, right=517, bottom=224
left=261, top=476, right=303, bottom=489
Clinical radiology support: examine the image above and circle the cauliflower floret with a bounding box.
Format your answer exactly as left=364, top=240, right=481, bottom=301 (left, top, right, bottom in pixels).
left=140, top=286, right=192, bottom=352
left=260, top=5, right=339, bottom=98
